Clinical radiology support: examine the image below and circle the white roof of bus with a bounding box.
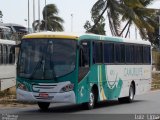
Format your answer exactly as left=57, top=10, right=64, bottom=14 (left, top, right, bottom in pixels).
left=106, top=36, right=151, bottom=45
left=0, top=39, right=16, bottom=45
left=23, top=31, right=151, bottom=45
left=0, top=26, right=10, bottom=29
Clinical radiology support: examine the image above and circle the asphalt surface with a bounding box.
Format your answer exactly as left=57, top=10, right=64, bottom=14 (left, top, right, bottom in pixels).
left=0, top=90, right=160, bottom=120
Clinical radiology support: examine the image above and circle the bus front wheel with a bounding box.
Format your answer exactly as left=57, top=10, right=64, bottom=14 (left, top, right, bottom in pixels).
left=38, top=102, right=50, bottom=111
left=85, top=88, right=96, bottom=110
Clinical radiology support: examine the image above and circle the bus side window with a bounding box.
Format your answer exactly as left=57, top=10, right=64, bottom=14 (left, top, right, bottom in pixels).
left=0, top=29, right=2, bottom=39
left=79, top=42, right=90, bottom=67
left=78, top=41, right=90, bottom=82
left=8, top=45, right=15, bottom=64
left=0, top=45, right=2, bottom=64
left=2, top=45, right=7, bottom=64
left=79, top=48, right=85, bottom=67
left=93, top=41, right=103, bottom=64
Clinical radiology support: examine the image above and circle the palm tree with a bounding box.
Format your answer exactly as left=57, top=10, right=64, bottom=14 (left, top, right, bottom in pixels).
left=91, top=0, right=157, bottom=39
left=119, top=0, right=157, bottom=39
left=0, top=10, right=3, bottom=22
left=32, top=4, right=64, bottom=32
left=84, top=16, right=106, bottom=35
left=91, top=0, right=121, bottom=36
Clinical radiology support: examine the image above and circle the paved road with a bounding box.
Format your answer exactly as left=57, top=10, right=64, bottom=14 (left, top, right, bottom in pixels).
left=0, top=90, right=160, bottom=120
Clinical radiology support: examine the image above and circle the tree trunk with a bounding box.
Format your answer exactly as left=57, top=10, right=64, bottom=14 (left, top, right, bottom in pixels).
left=119, top=20, right=131, bottom=36
left=125, top=22, right=131, bottom=38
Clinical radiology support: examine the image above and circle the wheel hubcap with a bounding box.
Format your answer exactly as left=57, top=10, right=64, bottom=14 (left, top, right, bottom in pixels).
left=89, top=92, right=94, bottom=107
left=130, top=87, right=134, bottom=100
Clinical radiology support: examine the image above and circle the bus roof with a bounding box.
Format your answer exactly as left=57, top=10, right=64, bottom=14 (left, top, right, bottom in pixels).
left=0, top=39, right=16, bottom=45
left=23, top=32, right=151, bottom=45
left=0, top=26, right=10, bottom=29
left=80, top=34, right=151, bottom=45
left=23, top=32, right=79, bottom=40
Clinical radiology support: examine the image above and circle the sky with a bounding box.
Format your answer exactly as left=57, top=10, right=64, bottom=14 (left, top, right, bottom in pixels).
left=0, top=0, right=97, bottom=33
left=0, top=0, right=160, bottom=34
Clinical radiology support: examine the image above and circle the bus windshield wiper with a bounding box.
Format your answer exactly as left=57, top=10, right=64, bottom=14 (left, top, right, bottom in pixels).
left=29, top=55, right=44, bottom=79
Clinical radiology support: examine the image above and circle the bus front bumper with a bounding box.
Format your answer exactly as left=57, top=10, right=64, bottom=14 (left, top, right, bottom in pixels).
left=16, top=89, right=76, bottom=103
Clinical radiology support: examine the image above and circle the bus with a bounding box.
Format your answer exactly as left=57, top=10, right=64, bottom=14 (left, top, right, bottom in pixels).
left=0, top=26, right=12, bottom=40
left=0, top=26, right=16, bottom=91
left=0, top=23, right=29, bottom=41
left=16, top=32, right=151, bottom=110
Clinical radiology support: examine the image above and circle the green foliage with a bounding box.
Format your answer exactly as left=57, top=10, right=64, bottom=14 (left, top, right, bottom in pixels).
left=32, top=4, right=64, bottom=32
left=91, top=0, right=158, bottom=42
left=0, top=10, right=2, bottom=18
left=147, top=12, right=160, bottom=46
left=91, top=0, right=120, bottom=36
left=0, top=10, right=3, bottom=23
left=84, top=12, right=106, bottom=35
left=84, top=18, right=106, bottom=35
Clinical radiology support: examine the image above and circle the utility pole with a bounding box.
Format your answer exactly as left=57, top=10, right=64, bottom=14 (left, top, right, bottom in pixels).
left=38, top=0, right=40, bottom=22
left=28, top=0, right=30, bottom=33
left=33, top=0, right=35, bottom=32
left=45, top=0, right=47, bottom=31
left=71, top=14, right=73, bottom=32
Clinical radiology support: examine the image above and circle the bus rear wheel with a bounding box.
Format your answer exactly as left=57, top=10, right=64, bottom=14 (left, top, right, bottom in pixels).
left=38, top=102, right=50, bottom=111
left=118, top=84, right=135, bottom=103
left=127, top=84, right=135, bottom=102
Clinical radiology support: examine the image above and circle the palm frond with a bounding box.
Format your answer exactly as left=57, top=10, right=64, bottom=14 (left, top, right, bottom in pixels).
left=49, top=16, right=64, bottom=23
left=32, top=20, right=41, bottom=31
left=139, top=0, right=154, bottom=7
left=123, top=0, right=144, bottom=8
left=42, top=4, right=58, bottom=20
left=91, top=0, right=107, bottom=18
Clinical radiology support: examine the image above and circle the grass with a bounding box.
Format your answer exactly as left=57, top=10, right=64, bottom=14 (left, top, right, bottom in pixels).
left=0, top=88, right=16, bottom=104
left=0, top=87, right=36, bottom=106
left=152, top=72, right=160, bottom=90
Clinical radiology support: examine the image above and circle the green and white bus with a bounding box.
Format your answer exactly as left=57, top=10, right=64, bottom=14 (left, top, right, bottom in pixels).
left=16, top=32, right=151, bottom=110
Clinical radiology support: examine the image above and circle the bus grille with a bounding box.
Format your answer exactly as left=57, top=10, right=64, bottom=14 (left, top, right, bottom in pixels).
left=32, top=84, right=57, bottom=93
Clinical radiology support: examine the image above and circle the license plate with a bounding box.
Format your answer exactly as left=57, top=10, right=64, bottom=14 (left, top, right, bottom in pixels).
left=39, top=93, right=49, bottom=98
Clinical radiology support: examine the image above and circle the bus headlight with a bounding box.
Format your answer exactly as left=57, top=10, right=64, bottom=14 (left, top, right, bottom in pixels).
left=60, top=84, right=74, bottom=92
left=17, top=83, right=28, bottom=91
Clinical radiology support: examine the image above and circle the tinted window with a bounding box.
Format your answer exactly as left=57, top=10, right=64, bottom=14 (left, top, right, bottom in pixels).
left=143, top=46, right=151, bottom=64
left=0, top=45, right=2, bottom=64
left=18, top=39, right=77, bottom=79
left=115, top=44, right=121, bottom=63
left=3, top=45, right=7, bottom=64
left=81, top=41, right=90, bottom=66
left=135, top=45, right=143, bottom=63
left=103, top=42, right=114, bottom=63
left=93, top=42, right=103, bottom=63
left=115, top=44, right=125, bottom=63
left=126, top=45, right=134, bottom=63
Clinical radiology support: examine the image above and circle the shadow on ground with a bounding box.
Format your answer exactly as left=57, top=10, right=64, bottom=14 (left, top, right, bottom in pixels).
left=19, top=99, right=146, bottom=114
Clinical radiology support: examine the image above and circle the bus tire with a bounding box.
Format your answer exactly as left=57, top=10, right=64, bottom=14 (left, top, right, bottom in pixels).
left=127, top=83, right=135, bottom=102
left=86, top=88, right=96, bottom=110
left=38, top=102, right=50, bottom=111
left=118, top=84, right=135, bottom=103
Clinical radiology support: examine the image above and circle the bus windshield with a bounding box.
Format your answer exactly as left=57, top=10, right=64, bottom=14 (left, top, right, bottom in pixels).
left=17, top=39, right=77, bottom=80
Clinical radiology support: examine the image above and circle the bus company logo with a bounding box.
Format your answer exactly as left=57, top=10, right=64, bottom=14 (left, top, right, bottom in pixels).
left=80, top=86, right=84, bottom=97
left=124, top=67, right=143, bottom=77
